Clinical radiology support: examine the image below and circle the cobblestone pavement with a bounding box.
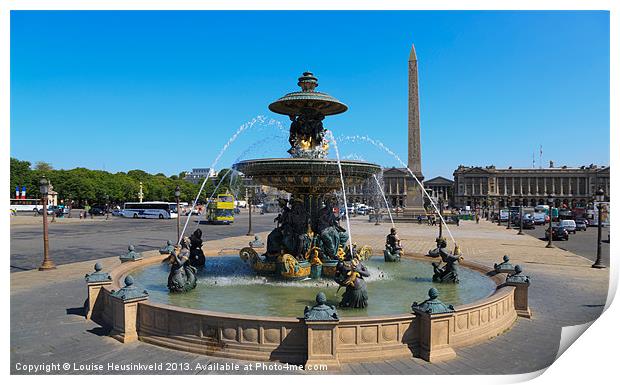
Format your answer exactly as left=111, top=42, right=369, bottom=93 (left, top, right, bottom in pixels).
left=10, top=219, right=609, bottom=375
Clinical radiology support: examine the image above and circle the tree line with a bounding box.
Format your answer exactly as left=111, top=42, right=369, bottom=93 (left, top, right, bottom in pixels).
left=10, top=158, right=245, bottom=208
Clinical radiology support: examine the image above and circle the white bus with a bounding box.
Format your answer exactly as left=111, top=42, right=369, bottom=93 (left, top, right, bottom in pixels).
left=10, top=198, right=43, bottom=213
left=122, top=202, right=178, bottom=219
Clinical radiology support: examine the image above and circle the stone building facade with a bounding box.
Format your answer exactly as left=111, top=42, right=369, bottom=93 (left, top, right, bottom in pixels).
left=424, top=176, right=454, bottom=207
left=452, top=164, right=610, bottom=209
left=344, top=168, right=453, bottom=210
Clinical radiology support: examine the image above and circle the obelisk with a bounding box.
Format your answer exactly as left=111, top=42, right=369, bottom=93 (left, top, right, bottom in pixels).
left=405, top=43, right=426, bottom=213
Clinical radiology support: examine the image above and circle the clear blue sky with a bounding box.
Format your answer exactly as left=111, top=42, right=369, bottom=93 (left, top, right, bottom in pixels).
left=10, top=11, right=610, bottom=179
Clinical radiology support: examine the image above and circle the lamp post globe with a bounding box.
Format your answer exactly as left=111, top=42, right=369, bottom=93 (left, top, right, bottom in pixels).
left=592, top=187, right=606, bottom=269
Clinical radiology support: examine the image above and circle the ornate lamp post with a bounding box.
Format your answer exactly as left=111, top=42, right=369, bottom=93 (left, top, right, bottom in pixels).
left=174, top=186, right=181, bottom=244
left=497, top=199, right=502, bottom=226
left=104, top=194, right=110, bottom=220
left=517, top=196, right=524, bottom=235
left=438, top=197, right=444, bottom=238
left=592, top=188, right=606, bottom=269
left=138, top=182, right=144, bottom=203
left=246, top=187, right=254, bottom=236
left=506, top=195, right=512, bottom=229
left=39, top=177, right=56, bottom=271
left=546, top=194, right=555, bottom=248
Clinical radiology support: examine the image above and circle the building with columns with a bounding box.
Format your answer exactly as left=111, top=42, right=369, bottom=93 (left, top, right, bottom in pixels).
left=424, top=176, right=454, bottom=207
left=452, top=163, right=610, bottom=209
left=345, top=169, right=453, bottom=210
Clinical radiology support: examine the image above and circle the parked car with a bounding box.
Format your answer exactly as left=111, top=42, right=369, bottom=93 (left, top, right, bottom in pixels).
left=546, top=225, right=570, bottom=241
left=89, top=206, right=107, bottom=216
left=575, top=218, right=588, bottom=231
left=37, top=205, right=59, bottom=215
left=521, top=217, right=535, bottom=229
left=532, top=212, right=548, bottom=225
left=559, top=219, right=577, bottom=234
left=111, top=209, right=123, bottom=216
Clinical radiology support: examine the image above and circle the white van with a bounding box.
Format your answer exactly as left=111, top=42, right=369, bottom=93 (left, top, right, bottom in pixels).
left=560, top=219, right=577, bottom=234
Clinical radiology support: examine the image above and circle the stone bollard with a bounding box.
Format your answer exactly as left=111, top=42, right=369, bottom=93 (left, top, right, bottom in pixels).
left=411, top=288, right=456, bottom=362
left=109, top=275, right=149, bottom=343
left=84, top=262, right=112, bottom=320
left=303, top=292, right=340, bottom=370
left=504, top=265, right=532, bottom=318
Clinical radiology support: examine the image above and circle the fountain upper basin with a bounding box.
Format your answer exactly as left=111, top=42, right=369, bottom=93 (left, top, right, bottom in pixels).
left=233, top=158, right=381, bottom=194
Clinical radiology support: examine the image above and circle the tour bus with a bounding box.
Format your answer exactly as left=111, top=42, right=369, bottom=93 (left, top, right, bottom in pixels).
left=122, top=202, right=178, bottom=219
left=10, top=198, right=43, bottom=213
left=206, top=194, right=235, bottom=224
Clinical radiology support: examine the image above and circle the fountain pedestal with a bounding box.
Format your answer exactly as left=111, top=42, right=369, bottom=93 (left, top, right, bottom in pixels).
left=413, top=311, right=457, bottom=362
left=84, top=263, right=112, bottom=320
left=305, top=320, right=340, bottom=370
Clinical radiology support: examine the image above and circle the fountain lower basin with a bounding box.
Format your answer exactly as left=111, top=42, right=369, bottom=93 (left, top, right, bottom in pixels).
left=93, top=251, right=519, bottom=366
left=131, top=256, right=496, bottom=317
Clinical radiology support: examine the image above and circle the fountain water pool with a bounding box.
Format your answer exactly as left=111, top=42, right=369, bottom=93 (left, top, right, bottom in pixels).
left=131, top=255, right=495, bottom=317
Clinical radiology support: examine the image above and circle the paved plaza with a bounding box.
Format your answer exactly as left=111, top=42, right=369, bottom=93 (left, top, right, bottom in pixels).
left=10, top=210, right=277, bottom=272
left=10, top=216, right=609, bottom=375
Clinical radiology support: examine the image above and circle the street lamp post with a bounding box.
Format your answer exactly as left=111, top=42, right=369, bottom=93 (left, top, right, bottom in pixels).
left=105, top=194, right=110, bottom=220
left=517, top=197, right=524, bottom=235
left=498, top=200, right=502, bottom=226
left=546, top=194, right=555, bottom=248
left=592, top=188, right=606, bottom=269
left=438, top=197, right=444, bottom=238
left=246, top=188, right=254, bottom=236
left=506, top=195, right=512, bottom=229
left=38, top=177, right=56, bottom=270
left=175, top=186, right=181, bottom=244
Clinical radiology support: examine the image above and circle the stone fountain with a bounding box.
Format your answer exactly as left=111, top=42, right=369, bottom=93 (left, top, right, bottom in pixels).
left=234, top=72, right=381, bottom=279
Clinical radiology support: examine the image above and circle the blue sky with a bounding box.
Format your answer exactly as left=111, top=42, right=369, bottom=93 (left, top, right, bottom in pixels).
left=10, top=11, right=609, bottom=179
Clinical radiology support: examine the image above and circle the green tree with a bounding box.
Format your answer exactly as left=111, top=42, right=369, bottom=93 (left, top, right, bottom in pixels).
left=34, top=161, right=54, bottom=171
